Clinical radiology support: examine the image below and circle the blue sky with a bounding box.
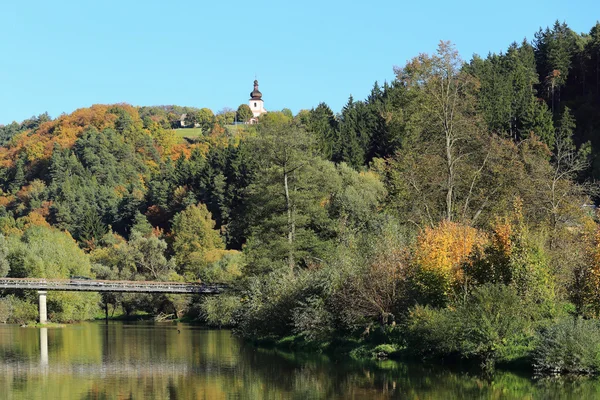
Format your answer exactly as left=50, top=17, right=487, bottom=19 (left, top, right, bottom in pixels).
left=0, top=0, right=598, bottom=124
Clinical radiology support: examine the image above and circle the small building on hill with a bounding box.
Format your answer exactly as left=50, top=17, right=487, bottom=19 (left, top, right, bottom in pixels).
left=248, top=80, right=267, bottom=123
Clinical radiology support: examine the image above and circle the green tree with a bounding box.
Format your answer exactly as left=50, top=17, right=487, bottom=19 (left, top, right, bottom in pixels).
left=0, top=235, right=9, bottom=277
left=391, top=41, right=486, bottom=224
left=131, top=211, right=153, bottom=237
left=216, top=108, right=236, bottom=125
left=129, top=231, right=173, bottom=280
left=306, top=102, right=338, bottom=160
left=249, top=123, right=318, bottom=271
left=9, top=157, right=25, bottom=193
left=171, top=203, right=224, bottom=277
left=197, top=108, right=215, bottom=132
left=79, top=209, right=108, bottom=246
left=246, top=123, right=352, bottom=273
left=336, top=96, right=372, bottom=167
left=534, top=22, right=578, bottom=112
left=6, top=226, right=100, bottom=322
left=236, top=104, right=253, bottom=123
left=520, top=97, right=554, bottom=145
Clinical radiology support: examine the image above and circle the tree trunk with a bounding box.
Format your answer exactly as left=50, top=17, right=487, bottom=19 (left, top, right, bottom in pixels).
left=284, top=170, right=294, bottom=271
left=446, top=131, right=454, bottom=221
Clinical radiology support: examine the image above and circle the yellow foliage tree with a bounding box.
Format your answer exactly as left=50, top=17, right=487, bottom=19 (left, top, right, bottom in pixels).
left=412, top=220, right=488, bottom=306
left=416, top=220, right=488, bottom=284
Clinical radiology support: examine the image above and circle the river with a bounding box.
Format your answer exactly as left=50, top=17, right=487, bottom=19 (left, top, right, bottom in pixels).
left=0, top=321, right=598, bottom=399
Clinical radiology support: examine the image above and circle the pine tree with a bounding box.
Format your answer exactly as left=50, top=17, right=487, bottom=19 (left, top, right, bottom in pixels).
left=79, top=209, right=108, bottom=244
left=9, top=157, right=25, bottom=194
left=520, top=97, right=554, bottom=146
left=307, top=102, right=338, bottom=160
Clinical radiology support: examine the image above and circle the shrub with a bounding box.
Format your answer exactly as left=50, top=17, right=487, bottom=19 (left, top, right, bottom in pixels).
left=292, top=296, right=334, bottom=341
left=404, top=305, right=456, bottom=358
left=236, top=269, right=332, bottom=340
left=0, top=297, right=10, bottom=323
left=1, top=296, right=38, bottom=324
left=405, top=284, right=536, bottom=369
left=533, top=318, right=600, bottom=375
left=201, top=295, right=241, bottom=328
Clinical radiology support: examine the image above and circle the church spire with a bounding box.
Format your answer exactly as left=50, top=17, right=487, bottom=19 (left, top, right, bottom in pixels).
left=250, top=79, right=263, bottom=100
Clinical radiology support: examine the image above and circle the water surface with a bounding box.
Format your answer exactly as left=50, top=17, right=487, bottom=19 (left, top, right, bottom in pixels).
left=0, top=322, right=598, bottom=399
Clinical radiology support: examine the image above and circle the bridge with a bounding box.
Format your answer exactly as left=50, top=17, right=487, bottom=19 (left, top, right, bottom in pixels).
left=0, top=278, right=226, bottom=324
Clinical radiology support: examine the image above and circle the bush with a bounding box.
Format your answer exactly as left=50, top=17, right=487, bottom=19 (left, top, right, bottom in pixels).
left=199, top=250, right=243, bottom=283
left=201, top=295, right=241, bottom=328
left=404, top=305, right=455, bottom=358
left=533, top=318, right=600, bottom=375
left=236, top=269, right=332, bottom=340
left=349, top=343, right=401, bottom=360
left=292, top=296, right=334, bottom=341
left=405, top=284, right=536, bottom=369
left=0, top=296, right=38, bottom=324
left=0, top=297, right=10, bottom=323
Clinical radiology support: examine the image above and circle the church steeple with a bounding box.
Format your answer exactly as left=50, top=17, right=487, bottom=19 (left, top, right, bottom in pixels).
left=250, top=80, right=263, bottom=100
left=248, top=79, right=267, bottom=119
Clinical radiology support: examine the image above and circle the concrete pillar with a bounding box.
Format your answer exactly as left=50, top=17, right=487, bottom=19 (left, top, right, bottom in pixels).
left=38, top=291, right=47, bottom=324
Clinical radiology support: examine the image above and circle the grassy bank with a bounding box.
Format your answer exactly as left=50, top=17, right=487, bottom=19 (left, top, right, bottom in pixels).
left=23, top=322, right=67, bottom=328
left=173, top=128, right=203, bottom=143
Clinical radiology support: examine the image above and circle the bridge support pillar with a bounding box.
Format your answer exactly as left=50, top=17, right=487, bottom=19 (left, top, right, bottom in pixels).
left=38, top=291, right=47, bottom=324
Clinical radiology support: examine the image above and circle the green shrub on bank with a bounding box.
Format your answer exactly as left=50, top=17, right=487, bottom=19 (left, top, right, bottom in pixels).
left=292, top=296, right=334, bottom=341
left=405, top=284, right=536, bottom=369
left=349, top=343, right=401, bottom=360
left=533, top=318, right=600, bottom=375
left=201, top=295, right=241, bottom=327
left=0, top=295, right=38, bottom=324
left=236, top=269, right=335, bottom=340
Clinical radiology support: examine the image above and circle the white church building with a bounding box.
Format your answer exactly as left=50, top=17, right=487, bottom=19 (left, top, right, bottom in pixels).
left=248, top=80, right=267, bottom=123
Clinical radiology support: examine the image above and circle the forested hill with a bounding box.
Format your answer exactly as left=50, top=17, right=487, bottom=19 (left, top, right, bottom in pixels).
left=296, top=21, right=600, bottom=177
left=1, top=21, right=600, bottom=375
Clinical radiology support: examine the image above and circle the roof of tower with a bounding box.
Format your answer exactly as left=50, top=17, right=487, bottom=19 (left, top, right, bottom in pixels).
left=250, top=79, right=263, bottom=100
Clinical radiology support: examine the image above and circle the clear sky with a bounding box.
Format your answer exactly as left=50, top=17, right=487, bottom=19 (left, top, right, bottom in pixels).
left=0, top=0, right=598, bottom=124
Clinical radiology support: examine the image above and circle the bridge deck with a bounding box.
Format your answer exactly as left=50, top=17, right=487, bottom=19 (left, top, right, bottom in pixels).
left=0, top=278, right=225, bottom=294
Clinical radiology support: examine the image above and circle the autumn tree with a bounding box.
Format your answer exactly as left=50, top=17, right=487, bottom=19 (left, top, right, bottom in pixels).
left=412, top=220, right=487, bottom=305
left=468, top=200, right=556, bottom=310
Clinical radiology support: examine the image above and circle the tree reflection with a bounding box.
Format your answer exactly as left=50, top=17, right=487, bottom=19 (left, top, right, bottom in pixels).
left=0, top=323, right=599, bottom=399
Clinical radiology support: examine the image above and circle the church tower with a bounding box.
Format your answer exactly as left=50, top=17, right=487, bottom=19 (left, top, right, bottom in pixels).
left=249, top=80, right=267, bottom=118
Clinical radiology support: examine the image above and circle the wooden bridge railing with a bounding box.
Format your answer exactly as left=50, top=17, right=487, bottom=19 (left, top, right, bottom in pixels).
left=0, top=278, right=226, bottom=294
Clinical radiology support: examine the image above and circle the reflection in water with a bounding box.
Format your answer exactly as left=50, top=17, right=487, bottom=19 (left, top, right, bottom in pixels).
left=39, top=327, right=48, bottom=368
left=0, top=322, right=599, bottom=399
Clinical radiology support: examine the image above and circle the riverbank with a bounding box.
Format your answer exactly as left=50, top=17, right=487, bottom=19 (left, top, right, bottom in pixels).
left=22, top=322, right=66, bottom=328
left=251, top=332, right=534, bottom=376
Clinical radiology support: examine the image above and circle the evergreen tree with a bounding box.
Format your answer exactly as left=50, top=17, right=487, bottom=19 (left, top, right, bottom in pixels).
left=9, top=157, right=25, bottom=194
left=520, top=97, right=555, bottom=146
left=306, top=102, right=338, bottom=160
left=78, top=209, right=108, bottom=245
